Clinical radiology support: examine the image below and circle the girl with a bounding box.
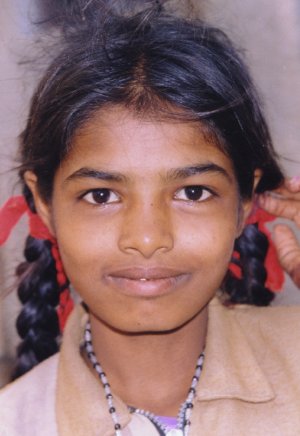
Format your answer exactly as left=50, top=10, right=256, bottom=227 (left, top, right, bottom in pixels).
left=1, top=2, right=300, bottom=435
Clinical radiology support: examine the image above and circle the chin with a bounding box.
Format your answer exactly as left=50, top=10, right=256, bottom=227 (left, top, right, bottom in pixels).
left=100, top=312, right=200, bottom=335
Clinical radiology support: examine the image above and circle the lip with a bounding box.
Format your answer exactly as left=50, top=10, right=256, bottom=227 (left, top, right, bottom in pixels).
left=105, top=267, right=190, bottom=298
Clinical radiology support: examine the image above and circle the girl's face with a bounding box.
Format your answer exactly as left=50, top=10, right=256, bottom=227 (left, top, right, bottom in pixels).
left=29, top=106, right=252, bottom=333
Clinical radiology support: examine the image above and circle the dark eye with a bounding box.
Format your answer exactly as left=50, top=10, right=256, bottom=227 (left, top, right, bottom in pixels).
left=82, top=189, right=120, bottom=205
left=174, top=186, right=212, bottom=202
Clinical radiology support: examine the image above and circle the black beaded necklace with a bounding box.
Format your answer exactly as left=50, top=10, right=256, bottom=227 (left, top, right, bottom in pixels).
left=84, top=320, right=204, bottom=436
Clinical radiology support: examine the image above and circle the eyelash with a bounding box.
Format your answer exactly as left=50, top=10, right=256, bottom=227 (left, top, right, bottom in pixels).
left=174, top=186, right=215, bottom=202
left=81, top=189, right=120, bottom=205
left=81, top=185, right=215, bottom=206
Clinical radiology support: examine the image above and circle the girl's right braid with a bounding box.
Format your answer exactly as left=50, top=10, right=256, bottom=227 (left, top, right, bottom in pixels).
left=12, top=187, right=62, bottom=379
left=225, top=224, right=275, bottom=306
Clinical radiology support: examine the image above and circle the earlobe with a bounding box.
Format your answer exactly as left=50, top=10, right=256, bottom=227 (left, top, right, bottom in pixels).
left=253, top=169, right=263, bottom=192
left=237, top=169, right=263, bottom=235
left=237, top=200, right=252, bottom=237
left=24, top=171, right=55, bottom=236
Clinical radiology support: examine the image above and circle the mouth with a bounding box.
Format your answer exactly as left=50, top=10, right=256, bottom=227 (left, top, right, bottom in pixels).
left=105, top=267, right=190, bottom=298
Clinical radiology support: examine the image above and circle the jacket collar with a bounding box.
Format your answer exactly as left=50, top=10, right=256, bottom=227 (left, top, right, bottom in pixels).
left=196, top=297, right=275, bottom=403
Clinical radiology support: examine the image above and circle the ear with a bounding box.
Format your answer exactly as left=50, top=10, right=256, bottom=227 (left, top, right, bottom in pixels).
left=24, top=171, right=56, bottom=236
left=237, top=169, right=262, bottom=235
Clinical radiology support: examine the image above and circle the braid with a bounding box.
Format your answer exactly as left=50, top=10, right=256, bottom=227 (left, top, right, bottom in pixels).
left=224, top=224, right=275, bottom=306
left=12, top=188, right=62, bottom=379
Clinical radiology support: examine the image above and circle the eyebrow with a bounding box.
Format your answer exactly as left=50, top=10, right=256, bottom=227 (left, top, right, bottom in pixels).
left=165, top=163, right=232, bottom=183
left=64, top=167, right=127, bottom=184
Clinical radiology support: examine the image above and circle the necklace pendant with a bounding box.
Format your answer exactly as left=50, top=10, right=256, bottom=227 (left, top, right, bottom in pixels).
left=165, top=430, right=184, bottom=436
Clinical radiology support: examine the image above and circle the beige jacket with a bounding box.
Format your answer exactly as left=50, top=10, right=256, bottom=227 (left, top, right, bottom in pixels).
left=1, top=297, right=300, bottom=435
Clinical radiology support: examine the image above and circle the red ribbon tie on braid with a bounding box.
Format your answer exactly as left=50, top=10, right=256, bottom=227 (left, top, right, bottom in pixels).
left=0, top=195, right=74, bottom=331
left=229, top=202, right=285, bottom=292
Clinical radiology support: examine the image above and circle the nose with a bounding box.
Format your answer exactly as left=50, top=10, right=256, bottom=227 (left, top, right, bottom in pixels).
left=118, top=200, right=174, bottom=258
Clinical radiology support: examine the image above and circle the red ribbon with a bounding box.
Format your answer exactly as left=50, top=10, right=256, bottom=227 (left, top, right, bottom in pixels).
left=229, top=203, right=285, bottom=292
left=0, top=195, right=74, bottom=330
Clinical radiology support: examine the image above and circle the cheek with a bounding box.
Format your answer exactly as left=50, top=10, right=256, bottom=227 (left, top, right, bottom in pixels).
left=175, top=210, right=238, bottom=264
left=54, top=216, right=117, bottom=287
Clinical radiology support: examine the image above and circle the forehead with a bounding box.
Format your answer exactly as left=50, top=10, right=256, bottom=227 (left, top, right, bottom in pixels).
left=61, top=106, right=234, bottom=180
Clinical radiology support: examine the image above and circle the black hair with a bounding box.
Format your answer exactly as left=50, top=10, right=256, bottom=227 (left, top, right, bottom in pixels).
left=13, top=1, right=284, bottom=378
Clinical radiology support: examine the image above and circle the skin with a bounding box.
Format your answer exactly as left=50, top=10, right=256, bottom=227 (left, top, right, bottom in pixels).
left=25, top=106, right=254, bottom=415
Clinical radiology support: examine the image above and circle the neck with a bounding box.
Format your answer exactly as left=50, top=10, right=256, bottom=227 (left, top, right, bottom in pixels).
left=87, top=306, right=208, bottom=416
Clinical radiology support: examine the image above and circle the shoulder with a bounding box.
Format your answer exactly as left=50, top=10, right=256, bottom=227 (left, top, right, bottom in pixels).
left=210, top=297, right=300, bottom=371
left=0, top=353, right=59, bottom=436
left=229, top=303, right=300, bottom=367
left=231, top=302, right=300, bottom=335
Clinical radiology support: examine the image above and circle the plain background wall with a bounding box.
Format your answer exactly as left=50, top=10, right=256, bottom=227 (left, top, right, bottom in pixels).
left=0, top=0, right=300, bottom=386
left=0, top=0, right=40, bottom=386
